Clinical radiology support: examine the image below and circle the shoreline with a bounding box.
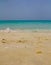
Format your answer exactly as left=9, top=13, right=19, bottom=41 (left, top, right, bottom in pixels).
left=0, top=28, right=51, bottom=32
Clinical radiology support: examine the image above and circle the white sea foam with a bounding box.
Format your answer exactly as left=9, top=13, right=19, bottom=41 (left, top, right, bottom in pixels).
left=0, top=27, right=16, bottom=32
left=0, top=28, right=51, bottom=33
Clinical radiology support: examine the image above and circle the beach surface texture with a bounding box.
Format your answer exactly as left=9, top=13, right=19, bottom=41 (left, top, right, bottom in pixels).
left=0, top=29, right=51, bottom=65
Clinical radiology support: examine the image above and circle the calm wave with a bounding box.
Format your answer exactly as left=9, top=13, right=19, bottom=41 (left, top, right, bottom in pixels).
left=0, top=20, right=51, bottom=30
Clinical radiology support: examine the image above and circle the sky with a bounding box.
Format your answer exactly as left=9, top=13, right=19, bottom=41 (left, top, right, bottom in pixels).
left=0, top=0, right=51, bottom=20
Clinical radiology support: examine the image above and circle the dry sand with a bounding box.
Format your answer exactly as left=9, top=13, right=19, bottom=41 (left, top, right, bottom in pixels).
left=0, top=30, right=51, bottom=65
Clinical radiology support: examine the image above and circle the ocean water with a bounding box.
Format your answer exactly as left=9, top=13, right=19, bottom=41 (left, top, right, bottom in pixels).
left=0, top=20, right=51, bottom=30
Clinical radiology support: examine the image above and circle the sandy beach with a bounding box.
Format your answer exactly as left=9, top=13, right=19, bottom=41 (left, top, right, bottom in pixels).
left=0, top=30, right=51, bottom=65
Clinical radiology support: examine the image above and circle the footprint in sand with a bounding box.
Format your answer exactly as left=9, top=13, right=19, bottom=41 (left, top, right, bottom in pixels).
left=1, top=39, right=6, bottom=43
left=17, top=39, right=27, bottom=43
left=36, top=50, right=42, bottom=54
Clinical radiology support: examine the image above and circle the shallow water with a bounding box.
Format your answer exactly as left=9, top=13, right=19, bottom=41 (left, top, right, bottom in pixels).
left=0, top=20, right=51, bottom=30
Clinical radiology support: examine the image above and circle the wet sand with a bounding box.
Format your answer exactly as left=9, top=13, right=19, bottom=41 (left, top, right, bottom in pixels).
left=0, top=30, right=51, bottom=65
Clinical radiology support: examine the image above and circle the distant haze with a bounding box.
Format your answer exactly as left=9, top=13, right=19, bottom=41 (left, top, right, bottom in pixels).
left=0, top=0, right=51, bottom=20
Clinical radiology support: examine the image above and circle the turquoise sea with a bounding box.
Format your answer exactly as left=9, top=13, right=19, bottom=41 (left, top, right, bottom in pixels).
left=0, top=20, right=51, bottom=30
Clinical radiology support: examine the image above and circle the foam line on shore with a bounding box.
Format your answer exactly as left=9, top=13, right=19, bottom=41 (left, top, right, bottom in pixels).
left=0, top=27, right=51, bottom=32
